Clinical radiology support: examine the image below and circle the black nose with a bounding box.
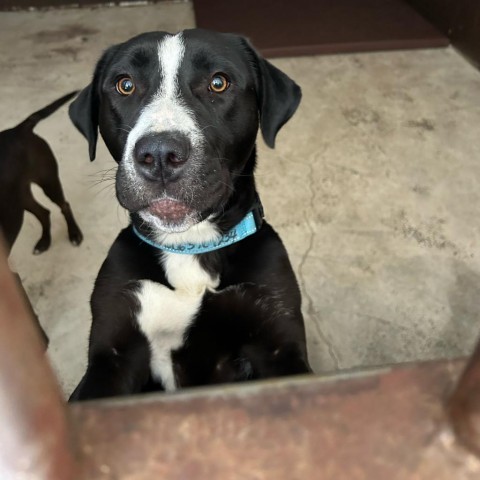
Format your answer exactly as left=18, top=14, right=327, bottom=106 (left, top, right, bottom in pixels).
left=133, top=132, right=191, bottom=181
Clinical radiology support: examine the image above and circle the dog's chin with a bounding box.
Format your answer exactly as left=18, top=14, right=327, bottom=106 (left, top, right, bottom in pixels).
left=138, top=198, right=200, bottom=234
left=139, top=210, right=199, bottom=234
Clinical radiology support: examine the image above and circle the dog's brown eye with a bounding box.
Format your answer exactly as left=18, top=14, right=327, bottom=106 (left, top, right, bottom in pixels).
left=209, top=74, right=229, bottom=93
left=116, top=77, right=135, bottom=96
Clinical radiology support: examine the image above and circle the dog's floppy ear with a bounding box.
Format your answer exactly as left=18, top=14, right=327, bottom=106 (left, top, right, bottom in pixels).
left=243, top=40, right=302, bottom=148
left=69, top=85, right=98, bottom=161
left=69, top=46, right=118, bottom=161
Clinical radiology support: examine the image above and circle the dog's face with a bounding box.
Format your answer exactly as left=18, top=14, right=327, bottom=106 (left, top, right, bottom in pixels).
left=70, top=29, right=301, bottom=234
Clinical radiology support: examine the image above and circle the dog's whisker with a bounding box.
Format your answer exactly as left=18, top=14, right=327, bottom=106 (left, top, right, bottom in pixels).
left=116, top=204, right=128, bottom=223
left=90, top=182, right=116, bottom=195
left=85, top=175, right=116, bottom=194
left=116, top=126, right=133, bottom=134
left=198, top=124, right=218, bottom=134
left=216, top=180, right=235, bottom=193
left=86, top=176, right=116, bottom=187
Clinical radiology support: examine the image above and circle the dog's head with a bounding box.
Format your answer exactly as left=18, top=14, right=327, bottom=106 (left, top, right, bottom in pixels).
left=70, top=29, right=301, bottom=235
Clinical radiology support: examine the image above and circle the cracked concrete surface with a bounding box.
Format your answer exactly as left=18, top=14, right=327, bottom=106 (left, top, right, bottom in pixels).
left=2, top=2, right=480, bottom=396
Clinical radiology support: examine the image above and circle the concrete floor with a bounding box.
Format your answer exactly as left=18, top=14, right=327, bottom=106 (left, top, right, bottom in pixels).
left=2, top=2, right=480, bottom=397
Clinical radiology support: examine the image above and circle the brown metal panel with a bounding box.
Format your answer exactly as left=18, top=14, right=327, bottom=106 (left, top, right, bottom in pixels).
left=408, top=0, right=480, bottom=68
left=193, top=0, right=448, bottom=58
left=70, top=361, right=480, bottom=479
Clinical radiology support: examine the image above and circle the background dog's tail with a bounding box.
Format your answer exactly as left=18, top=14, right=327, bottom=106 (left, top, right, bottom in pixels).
left=19, top=91, right=79, bottom=130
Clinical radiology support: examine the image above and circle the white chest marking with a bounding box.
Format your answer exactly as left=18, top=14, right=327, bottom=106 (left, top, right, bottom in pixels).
left=135, top=253, right=219, bottom=391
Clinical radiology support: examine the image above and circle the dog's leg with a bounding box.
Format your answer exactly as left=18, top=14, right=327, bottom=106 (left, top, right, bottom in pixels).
left=23, top=190, right=51, bottom=254
left=43, top=186, right=83, bottom=247
left=60, top=202, right=83, bottom=247
left=0, top=208, right=24, bottom=255
left=70, top=331, right=152, bottom=401
left=29, top=134, right=83, bottom=247
left=38, top=176, right=83, bottom=247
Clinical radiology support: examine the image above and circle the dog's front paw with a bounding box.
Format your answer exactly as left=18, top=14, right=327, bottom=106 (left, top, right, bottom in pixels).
left=69, top=228, right=84, bottom=246
left=33, top=236, right=51, bottom=254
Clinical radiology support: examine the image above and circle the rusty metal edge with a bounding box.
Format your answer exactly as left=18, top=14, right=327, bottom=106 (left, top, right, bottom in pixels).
left=69, top=359, right=480, bottom=480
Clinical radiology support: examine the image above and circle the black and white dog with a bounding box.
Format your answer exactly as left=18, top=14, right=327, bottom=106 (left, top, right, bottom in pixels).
left=69, top=29, right=311, bottom=401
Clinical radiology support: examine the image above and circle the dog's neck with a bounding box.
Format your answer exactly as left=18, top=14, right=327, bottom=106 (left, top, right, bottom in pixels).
left=131, top=148, right=260, bottom=251
left=133, top=207, right=262, bottom=255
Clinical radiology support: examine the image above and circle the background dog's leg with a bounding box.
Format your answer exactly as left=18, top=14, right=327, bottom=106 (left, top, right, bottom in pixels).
left=41, top=178, right=83, bottom=247
left=60, top=202, right=83, bottom=247
left=31, top=135, right=83, bottom=247
left=0, top=207, right=24, bottom=255
left=23, top=189, right=51, bottom=254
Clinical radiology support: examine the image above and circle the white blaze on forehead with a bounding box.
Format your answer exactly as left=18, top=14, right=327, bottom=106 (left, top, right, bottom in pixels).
left=158, top=33, right=185, bottom=98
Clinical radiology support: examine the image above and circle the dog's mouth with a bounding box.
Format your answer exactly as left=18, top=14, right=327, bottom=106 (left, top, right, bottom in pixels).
left=138, top=198, right=199, bottom=233
left=148, top=198, right=193, bottom=222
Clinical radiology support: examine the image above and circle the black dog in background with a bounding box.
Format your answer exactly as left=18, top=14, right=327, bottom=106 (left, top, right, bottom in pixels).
left=0, top=91, right=83, bottom=346
left=69, top=29, right=311, bottom=401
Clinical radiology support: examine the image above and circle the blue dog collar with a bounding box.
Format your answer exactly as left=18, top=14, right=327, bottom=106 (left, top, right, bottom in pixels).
left=132, top=210, right=261, bottom=255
